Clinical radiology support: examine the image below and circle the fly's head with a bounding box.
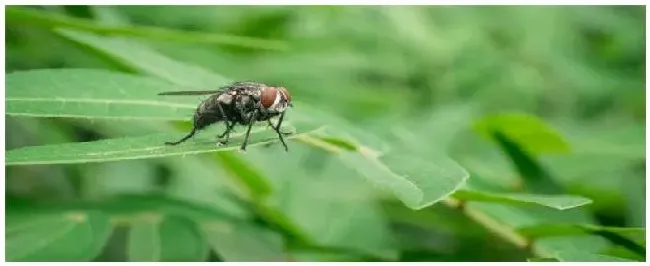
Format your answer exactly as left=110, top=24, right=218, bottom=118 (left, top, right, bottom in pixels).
left=260, top=86, right=293, bottom=113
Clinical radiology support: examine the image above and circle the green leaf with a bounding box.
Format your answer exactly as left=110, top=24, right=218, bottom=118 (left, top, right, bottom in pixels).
left=554, top=251, right=637, bottom=262
left=518, top=224, right=645, bottom=256
left=127, top=214, right=208, bottom=262
left=223, top=141, right=398, bottom=260
left=5, top=126, right=311, bottom=165
left=9, top=194, right=238, bottom=223
left=56, top=29, right=231, bottom=88
left=7, top=7, right=289, bottom=51
left=474, top=112, right=570, bottom=154
left=346, top=149, right=469, bottom=210
left=6, top=68, right=192, bottom=120
left=492, top=130, right=565, bottom=194
left=6, top=210, right=112, bottom=261
left=453, top=190, right=593, bottom=210
left=214, top=152, right=273, bottom=201
left=527, top=257, right=560, bottom=262
left=202, top=222, right=288, bottom=262
left=51, top=19, right=469, bottom=214
left=297, top=134, right=469, bottom=210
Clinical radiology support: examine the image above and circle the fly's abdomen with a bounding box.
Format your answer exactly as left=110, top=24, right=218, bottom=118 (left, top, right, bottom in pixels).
left=193, top=100, right=226, bottom=130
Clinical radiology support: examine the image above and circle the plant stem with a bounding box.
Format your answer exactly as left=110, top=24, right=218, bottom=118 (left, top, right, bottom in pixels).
left=442, top=197, right=552, bottom=259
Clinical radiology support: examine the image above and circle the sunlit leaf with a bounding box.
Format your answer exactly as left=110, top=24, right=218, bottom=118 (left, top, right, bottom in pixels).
left=474, top=112, right=570, bottom=154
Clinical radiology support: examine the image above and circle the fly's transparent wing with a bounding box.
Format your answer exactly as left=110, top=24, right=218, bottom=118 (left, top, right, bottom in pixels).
left=158, top=90, right=222, bottom=96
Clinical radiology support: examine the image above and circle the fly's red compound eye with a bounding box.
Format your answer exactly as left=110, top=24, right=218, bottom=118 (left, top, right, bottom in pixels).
left=278, top=87, right=291, bottom=104
left=260, top=87, right=278, bottom=109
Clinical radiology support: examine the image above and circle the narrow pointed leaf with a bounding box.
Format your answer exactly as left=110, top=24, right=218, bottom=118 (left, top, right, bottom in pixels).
left=554, top=251, right=637, bottom=262
left=5, top=126, right=311, bottom=165
left=452, top=190, right=593, bottom=210
left=518, top=224, right=645, bottom=256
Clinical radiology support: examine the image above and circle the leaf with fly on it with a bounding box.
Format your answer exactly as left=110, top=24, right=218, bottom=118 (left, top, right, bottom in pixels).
left=55, top=24, right=469, bottom=214
left=5, top=124, right=312, bottom=166
left=6, top=210, right=112, bottom=262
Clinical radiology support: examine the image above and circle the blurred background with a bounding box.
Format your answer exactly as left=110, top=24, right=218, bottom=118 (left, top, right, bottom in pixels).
left=5, top=5, right=646, bottom=262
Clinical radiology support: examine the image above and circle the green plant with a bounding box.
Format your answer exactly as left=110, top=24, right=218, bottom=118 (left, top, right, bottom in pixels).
left=6, top=6, right=645, bottom=262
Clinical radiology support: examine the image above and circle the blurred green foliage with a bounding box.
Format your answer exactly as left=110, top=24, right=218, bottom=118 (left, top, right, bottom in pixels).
left=5, top=5, right=645, bottom=262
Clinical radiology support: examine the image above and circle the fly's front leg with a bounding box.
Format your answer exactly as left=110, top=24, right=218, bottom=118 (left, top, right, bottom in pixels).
left=266, top=112, right=292, bottom=135
left=265, top=112, right=290, bottom=151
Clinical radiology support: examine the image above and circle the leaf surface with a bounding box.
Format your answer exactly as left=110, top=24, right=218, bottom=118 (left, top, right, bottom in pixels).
left=6, top=68, right=192, bottom=120
left=453, top=190, right=593, bottom=210
left=6, top=210, right=112, bottom=261
left=202, top=222, right=288, bottom=262
left=6, top=126, right=309, bottom=165
left=128, top=214, right=208, bottom=262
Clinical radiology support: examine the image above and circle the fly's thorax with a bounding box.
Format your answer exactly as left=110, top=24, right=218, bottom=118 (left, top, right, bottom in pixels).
left=216, top=93, right=233, bottom=105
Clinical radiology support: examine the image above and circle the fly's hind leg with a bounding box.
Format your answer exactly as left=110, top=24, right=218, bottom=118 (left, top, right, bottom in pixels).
left=215, top=102, right=235, bottom=146
left=166, top=127, right=197, bottom=146
left=216, top=122, right=236, bottom=146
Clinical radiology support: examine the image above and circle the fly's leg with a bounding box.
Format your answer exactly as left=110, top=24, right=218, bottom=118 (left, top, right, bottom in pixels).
left=216, top=122, right=237, bottom=146
left=267, top=112, right=289, bottom=151
left=240, top=110, right=258, bottom=151
left=215, top=102, right=235, bottom=146
left=165, top=126, right=197, bottom=146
